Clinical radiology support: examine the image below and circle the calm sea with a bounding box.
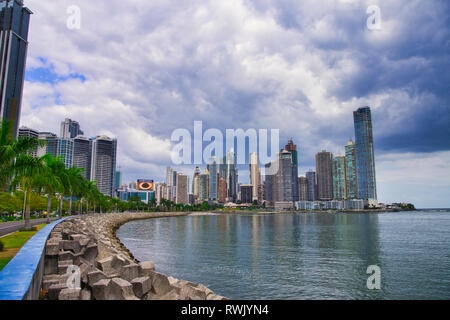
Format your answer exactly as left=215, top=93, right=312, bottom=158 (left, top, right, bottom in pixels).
left=117, top=210, right=450, bottom=299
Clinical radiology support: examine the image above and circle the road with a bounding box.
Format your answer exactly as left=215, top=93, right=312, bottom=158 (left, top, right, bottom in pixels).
left=0, top=217, right=61, bottom=237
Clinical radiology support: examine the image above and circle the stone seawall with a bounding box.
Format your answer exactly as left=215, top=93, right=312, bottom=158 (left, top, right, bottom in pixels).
left=41, top=212, right=226, bottom=300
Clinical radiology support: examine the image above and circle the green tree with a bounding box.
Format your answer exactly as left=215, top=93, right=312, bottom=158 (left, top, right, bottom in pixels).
left=9, top=154, right=50, bottom=230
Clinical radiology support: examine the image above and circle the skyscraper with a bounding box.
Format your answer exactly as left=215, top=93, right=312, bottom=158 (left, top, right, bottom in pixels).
left=36, top=132, right=58, bottom=158
left=285, top=139, right=299, bottom=202
left=90, top=135, right=117, bottom=197
left=217, top=177, right=227, bottom=203
left=316, top=150, right=333, bottom=201
left=298, top=176, right=308, bottom=201
left=277, top=149, right=294, bottom=202
left=332, top=155, right=347, bottom=200
left=0, top=0, right=32, bottom=138
left=176, top=173, right=188, bottom=204
left=208, top=157, right=218, bottom=201
left=305, top=171, right=317, bottom=201
left=345, top=140, right=358, bottom=199
left=72, top=136, right=91, bottom=179
left=197, top=169, right=209, bottom=202
left=220, top=149, right=237, bottom=202
left=240, top=184, right=253, bottom=204
left=57, top=138, right=74, bottom=168
left=60, top=118, right=84, bottom=139
left=354, top=107, right=377, bottom=200
left=249, top=152, right=261, bottom=203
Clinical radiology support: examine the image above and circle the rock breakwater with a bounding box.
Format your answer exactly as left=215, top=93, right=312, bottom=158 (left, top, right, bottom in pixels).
left=41, top=212, right=226, bottom=300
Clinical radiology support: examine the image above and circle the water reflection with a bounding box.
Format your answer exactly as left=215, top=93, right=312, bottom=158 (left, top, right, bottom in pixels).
left=117, top=211, right=450, bottom=300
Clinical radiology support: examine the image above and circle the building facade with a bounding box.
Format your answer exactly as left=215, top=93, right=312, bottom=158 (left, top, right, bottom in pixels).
left=305, top=171, right=317, bottom=201
left=240, top=184, right=253, bottom=204
left=316, top=150, right=333, bottom=201
left=0, top=0, right=32, bottom=138
left=332, top=156, right=347, bottom=200
left=298, top=176, right=308, bottom=201
left=60, top=118, right=84, bottom=139
left=176, top=173, right=188, bottom=204
left=18, top=126, right=38, bottom=156
left=72, top=136, right=91, bottom=179
left=90, top=135, right=117, bottom=197
left=354, top=107, right=377, bottom=200
left=345, top=140, right=358, bottom=199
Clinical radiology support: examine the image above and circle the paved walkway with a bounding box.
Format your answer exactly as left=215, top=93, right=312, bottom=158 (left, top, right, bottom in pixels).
left=0, top=218, right=60, bottom=237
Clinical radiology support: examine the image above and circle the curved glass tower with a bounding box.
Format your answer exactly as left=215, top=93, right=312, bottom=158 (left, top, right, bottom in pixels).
left=353, top=107, right=377, bottom=200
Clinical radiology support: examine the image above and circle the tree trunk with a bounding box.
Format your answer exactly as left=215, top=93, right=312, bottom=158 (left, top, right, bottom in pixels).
left=86, top=199, right=89, bottom=214
left=69, top=193, right=73, bottom=215
left=46, top=193, right=51, bottom=224
left=24, top=191, right=31, bottom=231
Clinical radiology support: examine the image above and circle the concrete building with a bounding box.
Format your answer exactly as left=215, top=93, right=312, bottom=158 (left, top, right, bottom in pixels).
left=284, top=139, right=299, bottom=202
left=72, top=136, right=91, bottom=179
left=298, top=176, right=308, bottom=201
left=36, top=132, right=58, bottom=157
left=217, top=177, right=227, bottom=203
left=305, top=171, right=317, bottom=201
left=18, top=126, right=38, bottom=156
left=208, top=157, right=218, bottom=202
left=0, top=0, right=32, bottom=138
left=60, top=118, right=84, bottom=139
left=90, top=135, right=117, bottom=197
left=176, top=173, right=189, bottom=205
left=240, top=184, right=253, bottom=204
left=249, top=152, right=261, bottom=203
left=316, top=150, right=333, bottom=201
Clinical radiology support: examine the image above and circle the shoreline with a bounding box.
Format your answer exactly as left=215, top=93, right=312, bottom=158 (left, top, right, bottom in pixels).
left=41, top=212, right=226, bottom=300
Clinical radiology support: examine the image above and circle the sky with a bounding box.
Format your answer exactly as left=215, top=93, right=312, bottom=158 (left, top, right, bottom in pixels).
left=21, top=0, right=450, bottom=208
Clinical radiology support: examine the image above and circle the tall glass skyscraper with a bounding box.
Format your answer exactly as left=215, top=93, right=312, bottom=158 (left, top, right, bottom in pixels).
left=208, top=157, right=218, bottom=201
left=305, top=171, right=317, bottom=201
left=285, top=139, right=299, bottom=202
left=332, top=156, right=346, bottom=200
left=0, top=0, right=32, bottom=137
left=90, top=135, right=117, bottom=197
left=316, top=150, right=333, bottom=201
left=60, top=118, right=84, bottom=139
left=345, top=140, right=358, bottom=199
left=353, top=107, right=377, bottom=200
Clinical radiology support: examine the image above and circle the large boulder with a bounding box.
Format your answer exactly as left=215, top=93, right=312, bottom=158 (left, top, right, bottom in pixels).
left=108, top=278, right=139, bottom=300
left=131, top=277, right=152, bottom=298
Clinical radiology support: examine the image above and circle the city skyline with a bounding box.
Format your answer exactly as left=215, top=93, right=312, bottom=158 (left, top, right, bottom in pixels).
left=17, top=0, right=450, bottom=208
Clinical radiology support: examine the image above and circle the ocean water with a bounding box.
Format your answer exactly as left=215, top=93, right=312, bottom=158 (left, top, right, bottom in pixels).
left=116, top=210, right=450, bottom=300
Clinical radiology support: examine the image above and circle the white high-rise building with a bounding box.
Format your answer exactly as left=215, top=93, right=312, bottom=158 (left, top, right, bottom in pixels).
left=90, top=135, right=117, bottom=197
left=249, top=152, right=261, bottom=203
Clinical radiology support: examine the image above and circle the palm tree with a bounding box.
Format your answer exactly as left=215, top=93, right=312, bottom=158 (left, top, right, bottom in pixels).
left=83, top=180, right=97, bottom=214
left=9, top=154, right=50, bottom=230
left=34, top=156, right=65, bottom=223
left=0, top=121, right=43, bottom=188
left=65, top=167, right=84, bottom=215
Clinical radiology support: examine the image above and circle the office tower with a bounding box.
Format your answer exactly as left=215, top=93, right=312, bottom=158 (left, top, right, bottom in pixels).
left=217, top=177, right=227, bottom=203
left=316, top=150, right=333, bottom=201
left=72, top=136, right=91, bottom=179
left=277, top=149, right=294, bottom=202
left=305, top=171, right=317, bottom=201
left=332, top=156, right=347, bottom=200
left=155, top=182, right=167, bottom=205
left=57, top=138, right=74, bottom=168
left=284, top=139, right=299, bottom=202
left=220, top=149, right=237, bottom=202
left=166, top=166, right=177, bottom=201
left=192, top=166, right=200, bottom=194
left=354, top=107, right=377, bottom=200
left=176, top=173, right=188, bottom=204
left=298, top=176, right=308, bottom=201
left=114, top=171, right=122, bottom=190
left=18, top=126, right=38, bottom=156
left=60, top=118, right=84, bottom=139
left=208, top=157, right=218, bottom=201
left=0, top=0, right=32, bottom=138
left=90, top=135, right=117, bottom=197
left=249, top=152, right=261, bottom=203
left=36, top=132, right=57, bottom=157
left=345, top=140, right=358, bottom=199
left=197, top=169, right=209, bottom=202
left=264, top=161, right=278, bottom=206
left=240, top=184, right=253, bottom=204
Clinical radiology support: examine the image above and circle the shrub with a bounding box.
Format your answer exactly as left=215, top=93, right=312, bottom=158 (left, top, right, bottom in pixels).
left=0, top=240, right=4, bottom=252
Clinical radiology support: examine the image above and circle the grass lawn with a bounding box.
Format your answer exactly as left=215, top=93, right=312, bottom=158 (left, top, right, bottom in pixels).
left=0, top=224, right=47, bottom=271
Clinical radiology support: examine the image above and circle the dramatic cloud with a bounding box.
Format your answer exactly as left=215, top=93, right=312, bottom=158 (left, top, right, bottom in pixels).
left=21, top=0, right=450, bottom=207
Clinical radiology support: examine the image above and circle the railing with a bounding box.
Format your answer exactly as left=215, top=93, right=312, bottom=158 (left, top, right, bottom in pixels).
left=0, top=217, right=69, bottom=300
